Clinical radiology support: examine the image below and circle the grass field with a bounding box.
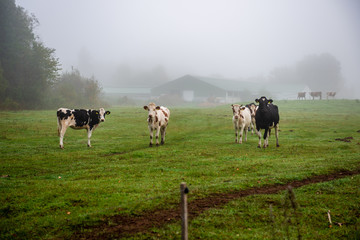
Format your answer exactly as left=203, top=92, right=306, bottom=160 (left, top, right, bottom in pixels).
left=1, top=100, right=360, bottom=239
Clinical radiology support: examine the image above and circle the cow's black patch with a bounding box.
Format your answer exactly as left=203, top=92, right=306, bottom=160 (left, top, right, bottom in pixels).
left=57, top=109, right=72, bottom=120
left=88, top=110, right=101, bottom=130
left=72, top=109, right=90, bottom=127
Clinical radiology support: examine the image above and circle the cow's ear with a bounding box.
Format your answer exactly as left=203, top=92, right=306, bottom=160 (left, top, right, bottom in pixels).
left=268, top=99, right=273, bottom=103
left=255, top=99, right=259, bottom=103
left=143, top=106, right=148, bottom=110
left=95, top=111, right=99, bottom=115
left=156, top=106, right=161, bottom=110
left=105, top=111, right=111, bottom=115
left=231, top=104, right=233, bottom=107
left=240, top=106, right=246, bottom=110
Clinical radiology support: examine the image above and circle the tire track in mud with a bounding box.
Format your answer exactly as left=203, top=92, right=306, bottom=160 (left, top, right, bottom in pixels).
left=72, top=168, right=360, bottom=239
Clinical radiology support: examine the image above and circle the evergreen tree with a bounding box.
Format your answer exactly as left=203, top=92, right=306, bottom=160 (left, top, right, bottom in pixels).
left=0, top=0, right=60, bottom=109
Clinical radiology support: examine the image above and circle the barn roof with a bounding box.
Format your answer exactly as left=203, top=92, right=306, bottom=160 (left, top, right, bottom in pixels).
left=152, top=75, right=311, bottom=100
left=151, top=75, right=226, bottom=97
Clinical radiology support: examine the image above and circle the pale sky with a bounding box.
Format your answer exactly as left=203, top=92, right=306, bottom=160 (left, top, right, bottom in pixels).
left=16, top=0, right=360, bottom=96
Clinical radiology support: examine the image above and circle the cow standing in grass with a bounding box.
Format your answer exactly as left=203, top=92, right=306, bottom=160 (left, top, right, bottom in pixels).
left=255, top=97, right=280, bottom=148
left=57, top=108, right=110, bottom=149
left=326, top=92, right=336, bottom=100
left=246, top=103, right=258, bottom=134
left=143, top=103, right=170, bottom=147
left=231, top=104, right=252, bottom=144
left=310, top=91, right=322, bottom=100
left=297, top=92, right=306, bottom=100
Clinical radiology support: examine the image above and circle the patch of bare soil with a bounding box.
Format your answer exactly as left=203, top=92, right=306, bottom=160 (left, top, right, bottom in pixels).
left=335, top=137, right=354, bottom=142
left=72, top=168, right=360, bottom=239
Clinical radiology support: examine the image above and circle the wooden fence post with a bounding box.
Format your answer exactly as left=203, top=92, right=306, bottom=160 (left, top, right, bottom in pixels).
left=180, top=182, right=188, bottom=240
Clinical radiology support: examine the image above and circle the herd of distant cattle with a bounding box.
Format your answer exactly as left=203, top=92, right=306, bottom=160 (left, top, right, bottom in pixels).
left=56, top=96, right=280, bottom=149
left=298, top=91, right=336, bottom=100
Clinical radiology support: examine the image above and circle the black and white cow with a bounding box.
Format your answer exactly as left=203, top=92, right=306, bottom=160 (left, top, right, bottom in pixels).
left=255, top=96, right=279, bottom=148
left=143, top=103, right=170, bottom=147
left=57, top=108, right=110, bottom=149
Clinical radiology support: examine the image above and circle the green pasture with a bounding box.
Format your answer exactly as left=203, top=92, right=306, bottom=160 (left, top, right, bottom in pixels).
left=1, top=100, right=360, bottom=239
left=136, top=175, right=360, bottom=240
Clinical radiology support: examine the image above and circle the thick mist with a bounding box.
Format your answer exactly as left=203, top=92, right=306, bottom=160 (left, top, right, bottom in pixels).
left=16, top=0, right=360, bottom=98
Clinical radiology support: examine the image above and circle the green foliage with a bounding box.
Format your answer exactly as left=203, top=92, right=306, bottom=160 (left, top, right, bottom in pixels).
left=49, top=69, right=105, bottom=108
left=0, top=62, right=8, bottom=101
left=0, top=0, right=103, bottom=110
left=0, top=0, right=60, bottom=109
left=0, top=100, right=359, bottom=239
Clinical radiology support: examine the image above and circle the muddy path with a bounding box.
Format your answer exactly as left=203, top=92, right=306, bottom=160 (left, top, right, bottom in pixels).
left=72, top=168, right=360, bottom=239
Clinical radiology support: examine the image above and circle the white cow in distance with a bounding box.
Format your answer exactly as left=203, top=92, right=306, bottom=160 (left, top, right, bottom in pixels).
left=231, top=104, right=252, bottom=144
left=143, top=103, right=170, bottom=147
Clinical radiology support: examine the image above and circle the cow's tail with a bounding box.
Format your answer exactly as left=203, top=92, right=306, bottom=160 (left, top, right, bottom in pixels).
left=263, top=128, right=268, bottom=140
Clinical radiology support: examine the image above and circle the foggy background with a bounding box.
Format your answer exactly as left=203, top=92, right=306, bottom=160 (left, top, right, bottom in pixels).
left=16, top=0, right=360, bottom=98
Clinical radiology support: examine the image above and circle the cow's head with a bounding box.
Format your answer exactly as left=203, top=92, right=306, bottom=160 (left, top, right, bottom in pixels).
left=99, top=108, right=111, bottom=122
left=246, top=103, right=257, bottom=117
left=231, top=104, right=245, bottom=120
left=255, top=96, right=273, bottom=107
left=144, top=103, right=159, bottom=123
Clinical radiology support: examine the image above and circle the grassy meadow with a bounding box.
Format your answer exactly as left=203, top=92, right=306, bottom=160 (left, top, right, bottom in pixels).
left=1, top=100, right=360, bottom=239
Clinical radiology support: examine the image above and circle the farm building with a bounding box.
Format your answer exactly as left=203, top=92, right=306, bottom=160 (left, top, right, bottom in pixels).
left=151, top=75, right=310, bottom=102
left=151, top=75, right=227, bottom=102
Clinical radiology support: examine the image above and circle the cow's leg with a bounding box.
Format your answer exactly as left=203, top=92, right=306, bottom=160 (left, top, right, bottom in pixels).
left=275, top=124, right=280, bottom=147
left=239, top=124, right=245, bottom=144
left=59, top=126, right=68, bottom=149
left=244, top=125, right=248, bottom=142
left=149, top=127, right=153, bottom=147
left=265, top=135, right=269, bottom=148
left=234, top=125, right=239, bottom=143
left=155, top=127, right=161, bottom=146
left=263, top=128, right=269, bottom=148
left=87, top=129, right=93, bottom=147
left=160, top=126, right=166, bottom=145
left=57, top=119, right=61, bottom=137
left=256, top=129, right=262, bottom=148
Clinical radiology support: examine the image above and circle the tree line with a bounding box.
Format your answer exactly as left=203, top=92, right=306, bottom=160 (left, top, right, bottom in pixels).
left=269, top=53, right=343, bottom=92
left=0, top=0, right=103, bottom=110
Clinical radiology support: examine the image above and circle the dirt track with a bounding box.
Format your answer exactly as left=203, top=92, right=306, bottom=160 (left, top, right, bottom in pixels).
left=72, top=168, right=360, bottom=239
